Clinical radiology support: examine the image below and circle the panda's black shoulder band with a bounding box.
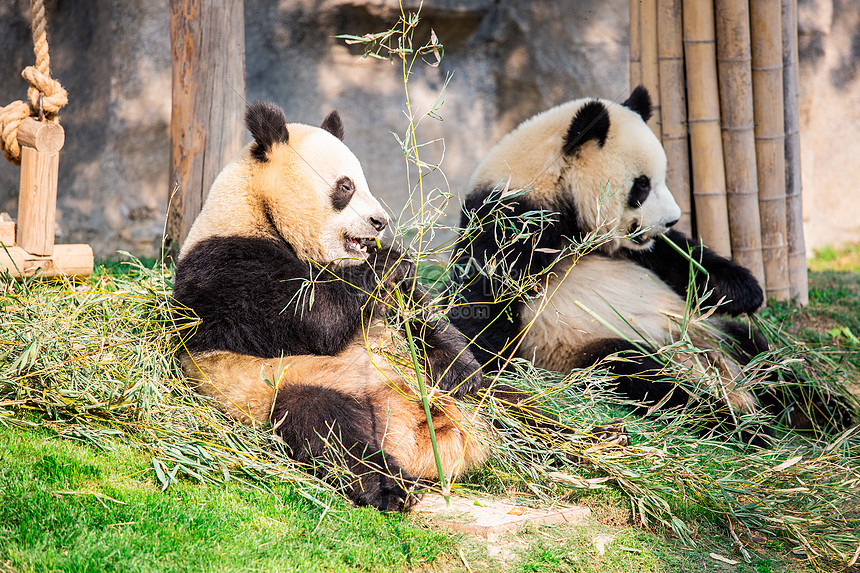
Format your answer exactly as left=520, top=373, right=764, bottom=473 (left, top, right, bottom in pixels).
left=246, top=100, right=289, bottom=162
left=564, top=100, right=610, bottom=154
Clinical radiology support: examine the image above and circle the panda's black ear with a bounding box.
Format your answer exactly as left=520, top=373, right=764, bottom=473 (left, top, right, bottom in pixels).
left=564, top=100, right=610, bottom=155
left=246, top=100, right=289, bottom=162
left=622, top=86, right=652, bottom=122
left=320, top=110, right=344, bottom=141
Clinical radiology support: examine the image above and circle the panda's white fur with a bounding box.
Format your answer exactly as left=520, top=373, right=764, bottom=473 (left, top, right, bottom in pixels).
left=173, top=101, right=486, bottom=511
left=451, top=87, right=820, bottom=442
left=469, top=98, right=681, bottom=255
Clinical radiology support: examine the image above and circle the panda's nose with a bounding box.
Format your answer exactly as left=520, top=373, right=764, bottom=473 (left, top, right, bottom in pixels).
left=369, top=216, right=387, bottom=232
left=665, top=217, right=679, bottom=228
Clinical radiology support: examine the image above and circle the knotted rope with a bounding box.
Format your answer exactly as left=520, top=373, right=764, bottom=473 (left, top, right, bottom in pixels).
left=0, top=0, right=68, bottom=165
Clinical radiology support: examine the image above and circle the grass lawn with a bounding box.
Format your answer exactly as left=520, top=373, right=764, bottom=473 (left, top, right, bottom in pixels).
left=1, top=245, right=859, bottom=573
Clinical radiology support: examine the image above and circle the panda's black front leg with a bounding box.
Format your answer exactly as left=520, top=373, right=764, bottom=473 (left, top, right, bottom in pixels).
left=413, top=317, right=483, bottom=397
left=395, top=280, right=483, bottom=398
left=627, top=229, right=763, bottom=316
left=271, top=384, right=421, bottom=512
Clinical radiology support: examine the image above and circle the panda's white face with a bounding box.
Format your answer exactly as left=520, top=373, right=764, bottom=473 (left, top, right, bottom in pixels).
left=582, top=107, right=681, bottom=252
left=284, top=126, right=389, bottom=264
left=179, top=103, right=389, bottom=266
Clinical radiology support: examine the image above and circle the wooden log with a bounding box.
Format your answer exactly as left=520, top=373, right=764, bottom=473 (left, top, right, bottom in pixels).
left=640, top=0, right=662, bottom=138
left=714, top=0, right=766, bottom=289
left=782, top=0, right=807, bottom=305
left=657, top=0, right=692, bottom=235
left=630, top=0, right=643, bottom=88
left=751, top=0, right=790, bottom=301
left=683, top=0, right=732, bottom=257
left=0, top=244, right=94, bottom=279
left=0, top=213, right=14, bottom=246
left=16, top=143, right=60, bottom=256
left=167, top=0, right=246, bottom=254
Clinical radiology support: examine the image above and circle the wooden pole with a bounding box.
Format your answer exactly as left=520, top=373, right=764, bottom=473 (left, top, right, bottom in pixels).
left=640, top=0, right=662, bottom=138
left=167, top=0, right=246, bottom=254
left=683, top=0, right=732, bottom=257
left=782, top=0, right=807, bottom=304
left=630, top=0, right=643, bottom=89
left=15, top=117, right=64, bottom=256
left=714, top=0, right=766, bottom=289
left=657, top=0, right=692, bottom=235
left=751, top=0, right=790, bottom=301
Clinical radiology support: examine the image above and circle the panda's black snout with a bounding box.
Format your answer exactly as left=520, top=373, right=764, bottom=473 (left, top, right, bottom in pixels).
left=665, top=217, right=679, bottom=228
left=370, top=216, right=387, bottom=232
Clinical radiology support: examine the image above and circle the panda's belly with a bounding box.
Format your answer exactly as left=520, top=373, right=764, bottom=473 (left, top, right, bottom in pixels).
left=519, top=255, right=689, bottom=371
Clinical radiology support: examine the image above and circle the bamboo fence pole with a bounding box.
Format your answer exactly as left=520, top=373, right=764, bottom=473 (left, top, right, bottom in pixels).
left=657, top=0, right=692, bottom=235
left=630, top=0, right=643, bottom=89
left=751, top=0, right=790, bottom=301
left=683, top=0, right=731, bottom=256
left=782, top=0, right=807, bottom=304
left=640, top=0, right=662, bottom=137
left=714, top=0, right=766, bottom=288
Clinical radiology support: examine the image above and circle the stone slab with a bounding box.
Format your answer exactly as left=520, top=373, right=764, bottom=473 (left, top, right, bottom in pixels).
left=416, top=494, right=591, bottom=540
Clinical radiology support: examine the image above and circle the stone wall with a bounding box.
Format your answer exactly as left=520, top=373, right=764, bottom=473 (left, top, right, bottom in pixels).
left=0, top=0, right=857, bottom=259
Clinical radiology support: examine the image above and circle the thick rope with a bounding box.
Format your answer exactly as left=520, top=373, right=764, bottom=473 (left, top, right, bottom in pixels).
left=0, top=0, right=68, bottom=165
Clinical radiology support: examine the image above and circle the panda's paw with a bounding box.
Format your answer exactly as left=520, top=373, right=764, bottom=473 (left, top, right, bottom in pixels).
left=435, top=350, right=483, bottom=398
left=710, top=267, right=764, bottom=315
left=368, top=248, right=416, bottom=292
left=420, top=320, right=483, bottom=397
left=350, top=471, right=423, bottom=512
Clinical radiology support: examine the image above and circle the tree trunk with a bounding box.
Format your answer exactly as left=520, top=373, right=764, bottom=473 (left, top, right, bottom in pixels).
left=167, top=0, right=246, bottom=255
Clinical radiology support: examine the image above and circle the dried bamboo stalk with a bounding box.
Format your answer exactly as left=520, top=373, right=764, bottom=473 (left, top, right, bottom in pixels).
left=657, top=0, right=692, bottom=235
left=630, top=0, right=643, bottom=88
left=683, top=0, right=732, bottom=256
left=751, top=0, right=790, bottom=301
left=640, top=0, right=662, bottom=137
left=714, top=0, right=766, bottom=288
left=782, top=0, right=808, bottom=305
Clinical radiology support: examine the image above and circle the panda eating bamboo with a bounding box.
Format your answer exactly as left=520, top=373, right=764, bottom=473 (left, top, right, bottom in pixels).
left=450, top=86, right=853, bottom=442
left=172, top=101, right=487, bottom=511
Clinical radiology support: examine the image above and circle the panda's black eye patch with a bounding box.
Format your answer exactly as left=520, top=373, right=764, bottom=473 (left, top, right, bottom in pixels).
left=332, top=177, right=356, bottom=211
left=628, top=175, right=651, bottom=208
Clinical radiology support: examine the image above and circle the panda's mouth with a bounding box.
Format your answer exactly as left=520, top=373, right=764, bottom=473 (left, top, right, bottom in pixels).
left=627, top=224, right=657, bottom=246
left=344, top=235, right=377, bottom=256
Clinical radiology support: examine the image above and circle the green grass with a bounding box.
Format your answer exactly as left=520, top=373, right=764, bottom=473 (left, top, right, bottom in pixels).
left=2, top=255, right=859, bottom=573
left=807, top=242, right=860, bottom=273
left=0, top=425, right=457, bottom=573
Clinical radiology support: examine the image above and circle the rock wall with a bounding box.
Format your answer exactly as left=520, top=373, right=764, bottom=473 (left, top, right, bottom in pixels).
left=0, top=0, right=857, bottom=259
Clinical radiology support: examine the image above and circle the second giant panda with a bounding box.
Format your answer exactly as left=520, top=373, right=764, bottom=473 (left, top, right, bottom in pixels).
left=173, top=101, right=486, bottom=511
left=451, top=86, right=852, bottom=441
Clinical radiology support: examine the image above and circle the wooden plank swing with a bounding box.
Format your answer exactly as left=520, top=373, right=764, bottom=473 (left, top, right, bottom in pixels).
left=0, top=0, right=93, bottom=279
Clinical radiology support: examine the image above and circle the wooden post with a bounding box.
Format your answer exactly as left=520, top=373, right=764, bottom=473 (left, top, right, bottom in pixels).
left=782, top=0, right=807, bottom=304
left=657, top=0, right=692, bottom=235
left=630, top=0, right=643, bottom=89
left=15, top=117, right=64, bottom=255
left=1, top=117, right=94, bottom=279
left=640, top=0, right=662, bottom=138
left=751, top=0, right=790, bottom=301
left=714, top=0, right=766, bottom=289
left=167, top=0, right=246, bottom=253
left=683, top=0, right=732, bottom=257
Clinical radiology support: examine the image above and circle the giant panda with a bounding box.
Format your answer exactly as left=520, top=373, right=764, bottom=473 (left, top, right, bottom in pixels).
left=450, top=86, right=852, bottom=442
left=172, top=100, right=486, bottom=511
